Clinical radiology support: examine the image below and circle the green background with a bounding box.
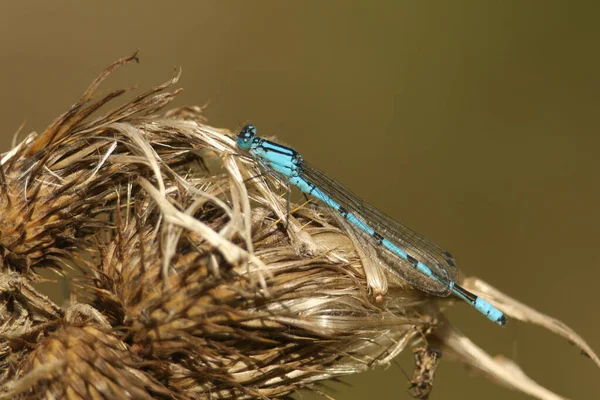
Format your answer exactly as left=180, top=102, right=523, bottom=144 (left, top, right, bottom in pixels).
left=1, top=2, right=598, bottom=399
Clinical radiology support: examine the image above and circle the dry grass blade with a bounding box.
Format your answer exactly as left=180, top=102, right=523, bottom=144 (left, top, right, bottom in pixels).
left=463, top=277, right=600, bottom=369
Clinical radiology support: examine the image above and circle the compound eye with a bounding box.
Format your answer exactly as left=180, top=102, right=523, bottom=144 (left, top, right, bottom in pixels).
left=237, top=125, right=257, bottom=150
left=245, top=125, right=257, bottom=137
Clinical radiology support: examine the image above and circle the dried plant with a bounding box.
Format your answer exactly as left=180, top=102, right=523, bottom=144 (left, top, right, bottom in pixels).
left=0, top=54, right=597, bottom=400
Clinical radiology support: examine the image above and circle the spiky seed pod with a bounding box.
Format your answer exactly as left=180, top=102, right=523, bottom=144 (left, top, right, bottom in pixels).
left=0, top=53, right=185, bottom=275
left=3, top=324, right=180, bottom=400
left=90, top=177, right=432, bottom=399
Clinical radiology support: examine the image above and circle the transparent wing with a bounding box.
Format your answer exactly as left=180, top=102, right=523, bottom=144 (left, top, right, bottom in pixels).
left=301, top=162, right=458, bottom=296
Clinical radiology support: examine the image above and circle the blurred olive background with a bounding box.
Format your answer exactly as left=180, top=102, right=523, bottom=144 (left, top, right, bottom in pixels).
left=1, top=1, right=598, bottom=399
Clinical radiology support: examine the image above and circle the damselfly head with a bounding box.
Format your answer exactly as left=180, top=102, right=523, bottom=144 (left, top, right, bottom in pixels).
left=237, top=125, right=256, bottom=150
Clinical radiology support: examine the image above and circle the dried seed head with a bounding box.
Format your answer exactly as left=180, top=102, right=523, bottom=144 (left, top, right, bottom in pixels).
left=0, top=53, right=185, bottom=275
left=9, top=324, right=177, bottom=400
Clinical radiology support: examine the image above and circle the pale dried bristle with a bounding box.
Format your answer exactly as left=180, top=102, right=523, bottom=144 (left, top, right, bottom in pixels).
left=0, top=55, right=596, bottom=400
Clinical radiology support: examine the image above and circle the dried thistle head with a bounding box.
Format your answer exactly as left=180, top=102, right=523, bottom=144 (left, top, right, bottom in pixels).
left=0, top=55, right=597, bottom=400
left=6, top=324, right=181, bottom=400
left=0, top=53, right=186, bottom=275
left=82, top=119, right=433, bottom=398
